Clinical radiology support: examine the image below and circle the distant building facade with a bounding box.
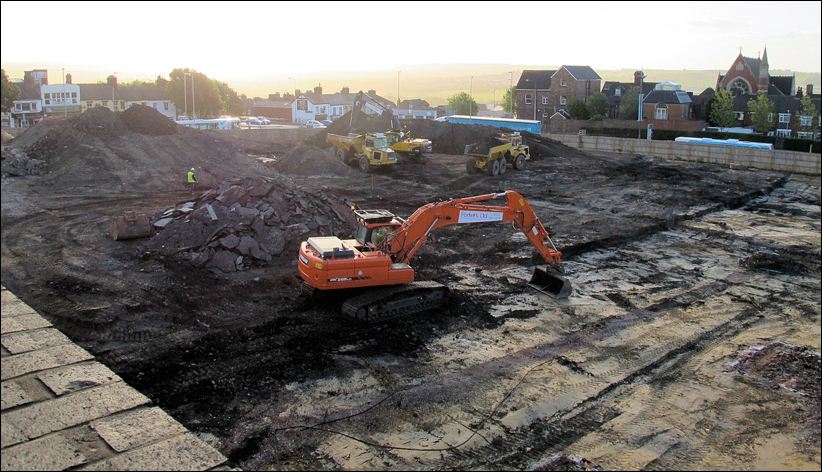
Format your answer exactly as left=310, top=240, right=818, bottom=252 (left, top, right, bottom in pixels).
left=394, top=99, right=437, bottom=120
left=290, top=85, right=394, bottom=124
left=515, top=66, right=602, bottom=122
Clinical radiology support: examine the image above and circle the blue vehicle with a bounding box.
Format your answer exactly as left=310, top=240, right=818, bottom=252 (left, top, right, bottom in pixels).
left=320, top=119, right=333, bottom=127
left=674, top=137, right=774, bottom=150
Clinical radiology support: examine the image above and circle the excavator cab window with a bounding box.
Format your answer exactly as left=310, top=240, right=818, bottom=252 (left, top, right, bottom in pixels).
left=370, top=225, right=396, bottom=246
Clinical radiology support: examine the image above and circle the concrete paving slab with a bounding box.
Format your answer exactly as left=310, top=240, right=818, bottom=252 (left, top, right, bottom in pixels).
left=2, top=382, right=150, bottom=446
left=1, top=327, right=72, bottom=354
left=1, top=313, right=52, bottom=334
left=0, top=299, right=40, bottom=318
left=1, top=416, right=27, bottom=448
left=38, top=362, right=121, bottom=396
left=0, top=380, right=36, bottom=410
left=92, top=407, right=187, bottom=452
left=0, top=431, right=87, bottom=470
left=1, top=343, right=94, bottom=381
left=80, top=433, right=226, bottom=471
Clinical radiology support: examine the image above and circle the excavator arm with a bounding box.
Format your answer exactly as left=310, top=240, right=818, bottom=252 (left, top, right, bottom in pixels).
left=382, top=191, right=571, bottom=298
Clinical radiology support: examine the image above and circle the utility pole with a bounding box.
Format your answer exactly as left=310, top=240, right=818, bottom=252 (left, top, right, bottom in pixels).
left=533, top=80, right=537, bottom=121
left=191, top=73, right=196, bottom=119
left=397, top=70, right=401, bottom=107
left=62, top=68, right=66, bottom=118
left=509, top=71, right=513, bottom=118
left=469, top=76, right=474, bottom=116
left=183, top=72, right=188, bottom=119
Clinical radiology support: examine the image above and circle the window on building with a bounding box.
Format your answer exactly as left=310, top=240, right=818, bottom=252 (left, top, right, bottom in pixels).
left=524, top=94, right=532, bottom=105
left=560, top=79, right=567, bottom=87
left=615, top=87, right=621, bottom=97
left=736, top=112, right=745, bottom=121
left=164, top=102, right=169, bottom=111
left=778, top=113, right=791, bottom=123
left=44, top=99, right=50, bottom=105
left=797, top=131, right=814, bottom=140
left=775, top=129, right=792, bottom=137
left=767, top=113, right=773, bottom=122
left=655, top=103, right=668, bottom=120
left=541, top=96, right=549, bottom=105
left=729, top=79, right=751, bottom=97
left=800, top=115, right=813, bottom=126
left=559, top=96, right=567, bottom=106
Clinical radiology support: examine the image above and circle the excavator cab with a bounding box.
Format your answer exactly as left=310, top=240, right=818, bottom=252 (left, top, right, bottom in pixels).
left=352, top=209, right=403, bottom=249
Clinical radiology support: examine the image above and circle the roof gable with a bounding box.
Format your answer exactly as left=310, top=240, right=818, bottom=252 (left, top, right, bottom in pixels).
left=553, top=65, right=601, bottom=81
left=516, top=70, right=554, bottom=90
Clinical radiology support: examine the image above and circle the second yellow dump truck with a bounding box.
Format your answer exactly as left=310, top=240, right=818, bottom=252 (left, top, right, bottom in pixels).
left=465, top=132, right=530, bottom=176
left=326, top=132, right=398, bottom=173
left=385, top=130, right=433, bottom=159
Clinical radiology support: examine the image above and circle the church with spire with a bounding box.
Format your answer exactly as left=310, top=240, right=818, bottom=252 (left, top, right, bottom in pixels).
left=716, top=47, right=796, bottom=97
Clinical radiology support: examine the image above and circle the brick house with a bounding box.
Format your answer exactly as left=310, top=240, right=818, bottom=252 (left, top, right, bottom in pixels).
left=641, top=85, right=694, bottom=124
left=600, top=71, right=658, bottom=119
left=515, top=66, right=602, bottom=122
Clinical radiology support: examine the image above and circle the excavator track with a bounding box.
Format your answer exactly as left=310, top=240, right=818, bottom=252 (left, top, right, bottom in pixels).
left=341, top=281, right=448, bottom=323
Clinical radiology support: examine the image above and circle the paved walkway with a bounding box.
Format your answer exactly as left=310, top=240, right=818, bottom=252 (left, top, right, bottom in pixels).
left=1, top=285, right=229, bottom=470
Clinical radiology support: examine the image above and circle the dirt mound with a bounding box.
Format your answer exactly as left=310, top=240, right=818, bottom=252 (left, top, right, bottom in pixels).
left=72, top=106, right=127, bottom=136
left=529, top=454, right=603, bottom=471
left=1, top=130, right=14, bottom=143
left=9, top=108, right=274, bottom=192
left=740, top=250, right=807, bottom=274
left=726, top=341, right=820, bottom=398
left=1, top=146, right=46, bottom=176
left=121, top=105, right=178, bottom=135
left=144, top=175, right=353, bottom=273
left=273, top=144, right=356, bottom=176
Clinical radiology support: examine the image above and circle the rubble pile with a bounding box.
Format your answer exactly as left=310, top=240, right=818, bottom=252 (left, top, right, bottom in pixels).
left=273, top=144, right=357, bottom=176
left=308, top=109, right=395, bottom=147
left=145, top=175, right=353, bottom=273
left=121, top=105, right=178, bottom=135
left=528, top=454, right=603, bottom=471
left=72, top=106, right=128, bottom=136
left=1, top=146, right=46, bottom=176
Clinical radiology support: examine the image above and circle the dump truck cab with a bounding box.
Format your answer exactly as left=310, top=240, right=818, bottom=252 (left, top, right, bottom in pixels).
left=465, top=132, right=530, bottom=176
left=385, top=130, right=433, bottom=158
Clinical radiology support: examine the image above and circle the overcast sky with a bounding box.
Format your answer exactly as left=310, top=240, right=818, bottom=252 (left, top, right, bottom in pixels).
left=2, top=1, right=820, bottom=80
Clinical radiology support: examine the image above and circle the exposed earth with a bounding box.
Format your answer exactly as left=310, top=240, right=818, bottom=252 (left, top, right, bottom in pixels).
left=2, top=108, right=819, bottom=470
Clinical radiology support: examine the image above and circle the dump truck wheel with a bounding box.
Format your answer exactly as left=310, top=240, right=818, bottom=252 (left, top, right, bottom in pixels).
left=498, top=158, right=507, bottom=175
left=489, top=159, right=501, bottom=176
left=513, top=154, right=526, bottom=170
left=466, top=158, right=477, bottom=174
left=359, top=156, right=371, bottom=173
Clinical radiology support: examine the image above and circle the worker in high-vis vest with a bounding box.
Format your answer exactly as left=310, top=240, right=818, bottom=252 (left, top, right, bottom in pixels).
left=186, top=167, right=198, bottom=185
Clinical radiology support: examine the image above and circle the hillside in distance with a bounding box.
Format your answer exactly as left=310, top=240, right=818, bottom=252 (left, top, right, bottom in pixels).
left=236, top=64, right=821, bottom=107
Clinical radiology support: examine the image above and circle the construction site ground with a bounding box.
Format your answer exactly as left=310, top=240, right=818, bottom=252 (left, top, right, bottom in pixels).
left=1, top=116, right=820, bottom=470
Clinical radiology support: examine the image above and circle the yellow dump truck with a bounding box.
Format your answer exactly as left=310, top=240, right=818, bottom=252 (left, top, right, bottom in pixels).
left=465, top=132, right=530, bottom=176
left=385, top=130, right=433, bottom=159
left=326, top=132, right=398, bottom=173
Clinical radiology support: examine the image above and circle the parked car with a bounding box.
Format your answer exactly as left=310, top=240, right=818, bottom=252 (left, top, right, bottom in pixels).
left=257, top=116, right=271, bottom=125
left=304, top=120, right=327, bottom=129
left=247, top=118, right=262, bottom=126
left=320, top=119, right=333, bottom=127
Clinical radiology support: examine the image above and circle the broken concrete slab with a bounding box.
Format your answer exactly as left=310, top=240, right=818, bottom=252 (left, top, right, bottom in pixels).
left=219, top=234, right=239, bottom=250
left=1, top=380, right=36, bottom=410
left=153, top=217, right=174, bottom=228
left=1, top=430, right=88, bottom=470
left=79, top=432, right=226, bottom=471
left=1, top=343, right=94, bottom=381
left=37, top=362, right=121, bottom=396
left=207, top=251, right=237, bottom=273
left=1, top=328, right=71, bottom=354
left=204, top=203, right=218, bottom=221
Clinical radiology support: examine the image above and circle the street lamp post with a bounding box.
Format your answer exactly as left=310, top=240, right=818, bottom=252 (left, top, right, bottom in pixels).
left=191, top=73, right=196, bottom=119
left=397, top=70, right=401, bottom=107
left=183, top=73, right=188, bottom=119
left=62, top=68, right=67, bottom=118
left=509, top=71, right=514, bottom=118
left=637, top=70, right=646, bottom=139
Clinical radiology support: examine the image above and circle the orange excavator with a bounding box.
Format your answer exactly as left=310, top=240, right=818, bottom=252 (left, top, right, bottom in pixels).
left=297, top=191, right=572, bottom=321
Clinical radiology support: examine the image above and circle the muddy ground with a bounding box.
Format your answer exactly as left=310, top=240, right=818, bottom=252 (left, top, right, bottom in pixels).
left=2, top=122, right=820, bottom=470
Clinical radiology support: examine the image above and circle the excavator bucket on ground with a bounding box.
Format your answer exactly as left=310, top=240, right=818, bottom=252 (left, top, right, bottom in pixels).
left=529, top=266, right=573, bottom=299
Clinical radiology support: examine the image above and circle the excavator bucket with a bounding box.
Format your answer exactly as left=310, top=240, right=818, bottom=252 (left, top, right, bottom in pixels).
left=529, top=267, right=573, bottom=299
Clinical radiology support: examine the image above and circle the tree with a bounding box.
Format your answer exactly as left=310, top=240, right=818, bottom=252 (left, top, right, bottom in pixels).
left=216, top=81, right=244, bottom=116
left=447, top=92, right=478, bottom=116
left=501, top=87, right=516, bottom=113
left=1, top=69, right=21, bottom=112
left=586, top=92, right=608, bottom=120
left=168, top=68, right=224, bottom=118
left=618, top=88, right=639, bottom=120
left=567, top=97, right=589, bottom=120
left=799, top=94, right=819, bottom=132
left=709, top=88, right=736, bottom=128
left=747, top=94, right=774, bottom=133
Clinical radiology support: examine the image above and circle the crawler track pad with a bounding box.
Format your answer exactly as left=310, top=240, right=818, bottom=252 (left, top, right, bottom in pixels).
left=341, top=281, right=448, bottom=322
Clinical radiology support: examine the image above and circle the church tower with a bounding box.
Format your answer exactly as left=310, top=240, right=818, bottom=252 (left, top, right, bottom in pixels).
left=758, top=47, right=770, bottom=94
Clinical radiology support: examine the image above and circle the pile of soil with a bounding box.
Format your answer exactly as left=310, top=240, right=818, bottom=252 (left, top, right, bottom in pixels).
left=726, top=341, right=820, bottom=398
left=72, top=107, right=127, bottom=136
left=120, top=105, right=178, bottom=135
left=1, top=145, right=46, bottom=176
left=273, top=144, right=356, bottom=176
left=144, top=175, right=353, bottom=273
left=8, top=107, right=272, bottom=192
left=528, top=454, right=603, bottom=471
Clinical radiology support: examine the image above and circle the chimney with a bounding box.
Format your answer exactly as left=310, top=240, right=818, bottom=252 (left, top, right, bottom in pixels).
left=367, top=89, right=376, bottom=96
left=633, top=70, right=643, bottom=86
left=313, top=84, right=322, bottom=95
left=107, top=75, right=118, bottom=86
left=807, top=84, right=814, bottom=97
left=341, top=87, right=349, bottom=95
left=796, top=87, right=804, bottom=98
left=268, top=93, right=281, bottom=100
left=295, top=89, right=301, bottom=97
left=65, top=73, right=72, bottom=85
